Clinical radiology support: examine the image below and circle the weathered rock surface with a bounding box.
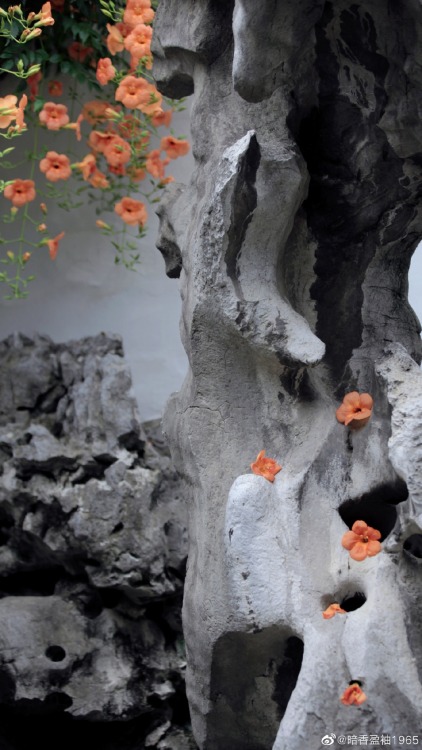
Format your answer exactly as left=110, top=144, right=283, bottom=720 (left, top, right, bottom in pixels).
left=153, top=1, right=422, bottom=748
left=0, top=333, right=195, bottom=750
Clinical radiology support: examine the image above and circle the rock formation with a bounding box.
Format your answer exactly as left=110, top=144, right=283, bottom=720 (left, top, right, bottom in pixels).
left=0, top=332, right=195, bottom=750
left=153, top=1, right=422, bottom=747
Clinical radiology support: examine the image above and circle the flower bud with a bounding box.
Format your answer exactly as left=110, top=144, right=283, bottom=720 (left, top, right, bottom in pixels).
left=21, top=27, right=42, bottom=41
left=22, top=252, right=31, bottom=263
left=105, top=107, right=120, bottom=121
left=26, top=64, right=42, bottom=77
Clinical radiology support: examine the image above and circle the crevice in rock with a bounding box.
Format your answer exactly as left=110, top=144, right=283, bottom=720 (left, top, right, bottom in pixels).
left=208, top=627, right=303, bottom=750
left=403, top=534, right=422, bottom=561
left=118, top=431, right=145, bottom=458
left=71, top=457, right=117, bottom=485
left=0, top=567, right=65, bottom=597
left=14, top=456, right=78, bottom=482
left=166, top=670, right=191, bottom=726
left=272, top=636, right=304, bottom=720
left=338, top=478, right=408, bottom=540
left=224, top=133, right=260, bottom=291
left=286, top=1, right=414, bottom=384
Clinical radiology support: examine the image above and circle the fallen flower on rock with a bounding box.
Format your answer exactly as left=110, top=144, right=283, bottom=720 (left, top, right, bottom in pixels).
left=341, top=520, right=382, bottom=561
left=322, top=603, right=346, bottom=619
left=336, top=391, right=373, bottom=428
left=250, top=450, right=282, bottom=482
left=340, top=682, right=367, bottom=706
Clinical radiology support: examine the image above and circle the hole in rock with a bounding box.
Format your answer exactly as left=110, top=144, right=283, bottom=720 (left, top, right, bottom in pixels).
left=208, top=627, right=304, bottom=750
left=403, top=534, right=422, bottom=560
left=118, top=431, right=145, bottom=457
left=98, top=587, right=122, bottom=609
left=340, top=592, right=366, bottom=612
left=338, top=479, right=408, bottom=541
left=0, top=567, right=65, bottom=597
left=45, top=646, right=66, bottom=662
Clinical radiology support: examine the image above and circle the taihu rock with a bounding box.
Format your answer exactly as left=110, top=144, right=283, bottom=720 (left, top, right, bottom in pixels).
left=0, top=332, right=195, bottom=750
left=153, top=1, right=422, bottom=747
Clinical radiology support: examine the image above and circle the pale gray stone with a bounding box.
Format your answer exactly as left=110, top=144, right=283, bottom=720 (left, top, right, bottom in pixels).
left=153, top=0, right=422, bottom=747
left=0, top=334, right=192, bottom=747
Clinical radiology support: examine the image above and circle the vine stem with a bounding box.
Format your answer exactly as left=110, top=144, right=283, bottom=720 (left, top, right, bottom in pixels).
left=12, top=119, right=40, bottom=297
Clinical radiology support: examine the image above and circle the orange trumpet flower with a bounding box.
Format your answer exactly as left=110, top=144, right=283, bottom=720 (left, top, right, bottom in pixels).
left=250, top=450, right=282, bottom=483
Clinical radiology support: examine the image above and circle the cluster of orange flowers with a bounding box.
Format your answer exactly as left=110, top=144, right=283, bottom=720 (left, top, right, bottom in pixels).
left=1, top=0, right=190, bottom=279
left=249, top=390, right=378, bottom=706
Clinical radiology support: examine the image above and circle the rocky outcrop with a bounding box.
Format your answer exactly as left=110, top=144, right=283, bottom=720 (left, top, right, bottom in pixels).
left=0, top=333, right=195, bottom=750
left=153, top=1, right=422, bottom=748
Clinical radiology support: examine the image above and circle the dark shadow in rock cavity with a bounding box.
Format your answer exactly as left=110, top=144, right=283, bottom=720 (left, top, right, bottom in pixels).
left=403, top=534, right=422, bottom=561
left=207, top=627, right=303, bottom=750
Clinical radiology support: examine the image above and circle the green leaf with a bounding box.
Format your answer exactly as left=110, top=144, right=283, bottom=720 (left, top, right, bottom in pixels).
left=60, top=60, right=72, bottom=74
left=33, top=98, right=45, bottom=113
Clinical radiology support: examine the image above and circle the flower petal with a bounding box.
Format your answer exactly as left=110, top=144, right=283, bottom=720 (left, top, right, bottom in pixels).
left=336, top=404, right=351, bottom=424
left=322, top=603, right=346, bottom=619
left=351, top=520, right=368, bottom=535
left=366, top=525, right=381, bottom=541
left=349, top=542, right=368, bottom=561
left=343, top=392, right=361, bottom=408
left=341, top=531, right=360, bottom=549
left=359, top=393, right=373, bottom=410
left=366, top=540, right=382, bottom=557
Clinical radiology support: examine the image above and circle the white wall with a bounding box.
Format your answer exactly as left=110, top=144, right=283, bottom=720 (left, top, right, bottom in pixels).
left=0, top=105, right=192, bottom=422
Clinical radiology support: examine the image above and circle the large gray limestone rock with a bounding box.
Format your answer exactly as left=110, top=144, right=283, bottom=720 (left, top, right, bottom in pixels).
left=0, top=333, right=195, bottom=750
left=153, top=1, right=422, bottom=747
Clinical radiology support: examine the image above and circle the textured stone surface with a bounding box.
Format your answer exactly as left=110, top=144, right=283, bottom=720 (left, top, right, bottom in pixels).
left=153, top=1, right=422, bottom=747
left=0, top=333, right=195, bottom=750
